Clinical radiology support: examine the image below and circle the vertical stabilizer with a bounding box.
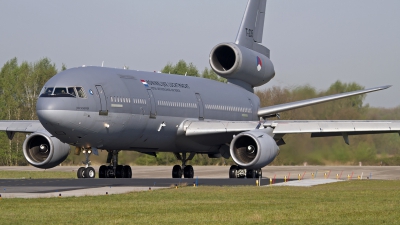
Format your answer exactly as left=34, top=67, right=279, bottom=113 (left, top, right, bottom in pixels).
left=235, top=0, right=267, bottom=49
left=209, top=0, right=274, bottom=92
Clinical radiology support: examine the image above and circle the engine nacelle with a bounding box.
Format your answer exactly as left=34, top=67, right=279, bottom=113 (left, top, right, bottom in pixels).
left=23, top=132, right=70, bottom=169
left=230, top=130, right=279, bottom=169
left=209, top=42, right=275, bottom=87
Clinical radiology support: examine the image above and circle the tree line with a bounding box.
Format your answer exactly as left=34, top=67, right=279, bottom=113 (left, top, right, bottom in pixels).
left=1, top=58, right=400, bottom=166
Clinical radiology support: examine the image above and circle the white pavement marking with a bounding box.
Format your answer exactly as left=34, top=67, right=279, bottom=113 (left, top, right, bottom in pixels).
left=0, top=187, right=166, bottom=199
left=271, top=179, right=344, bottom=187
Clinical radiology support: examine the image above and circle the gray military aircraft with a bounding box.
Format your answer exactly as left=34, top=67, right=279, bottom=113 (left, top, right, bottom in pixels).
left=1, top=0, right=399, bottom=179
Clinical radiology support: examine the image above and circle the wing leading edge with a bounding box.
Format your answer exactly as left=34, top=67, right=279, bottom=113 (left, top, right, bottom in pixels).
left=257, top=85, right=391, bottom=118
left=183, top=120, right=400, bottom=145
left=0, top=120, right=44, bottom=140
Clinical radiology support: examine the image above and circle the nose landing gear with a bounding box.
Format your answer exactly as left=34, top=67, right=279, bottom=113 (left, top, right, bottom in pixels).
left=76, top=147, right=96, bottom=178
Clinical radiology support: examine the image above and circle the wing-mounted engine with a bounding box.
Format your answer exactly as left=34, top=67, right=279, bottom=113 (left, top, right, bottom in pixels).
left=23, top=132, right=70, bottom=169
left=230, top=130, right=279, bottom=169
left=209, top=42, right=275, bottom=91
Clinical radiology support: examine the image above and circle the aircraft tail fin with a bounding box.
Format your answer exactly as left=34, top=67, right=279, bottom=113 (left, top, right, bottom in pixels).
left=235, top=0, right=267, bottom=50
left=209, top=0, right=274, bottom=92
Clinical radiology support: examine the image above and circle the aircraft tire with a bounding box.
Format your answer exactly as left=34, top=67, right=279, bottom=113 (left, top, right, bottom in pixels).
left=116, top=165, right=125, bottom=178
left=246, top=169, right=255, bottom=178
left=99, top=165, right=106, bottom=178
left=183, top=165, right=194, bottom=178
left=123, top=165, right=132, bottom=178
left=229, top=165, right=238, bottom=178
left=106, top=166, right=115, bottom=178
left=84, top=167, right=96, bottom=178
left=172, top=165, right=182, bottom=178
left=77, top=167, right=85, bottom=178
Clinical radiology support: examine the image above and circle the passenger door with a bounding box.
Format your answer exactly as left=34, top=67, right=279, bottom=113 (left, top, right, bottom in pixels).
left=95, top=85, right=108, bottom=115
left=195, top=93, right=204, bottom=120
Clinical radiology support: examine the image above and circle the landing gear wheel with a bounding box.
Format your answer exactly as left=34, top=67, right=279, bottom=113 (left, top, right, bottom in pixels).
left=246, top=169, right=255, bottom=178
left=77, top=167, right=85, bottom=178
left=183, top=165, right=194, bottom=178
left=106, top=166, right=115, bottom=178
left=255, top=169, right=262, bottom=178
left=229, top=165, right=238, bottom=178
left=123, top=165, right=132, bottom=178
left=116, top=165, right=125, bottom=178
left=99, top=165, right=107, bottom=178
left=172, top=165, right=182, bottom=178
left=84, top=167, right=96, bottom=178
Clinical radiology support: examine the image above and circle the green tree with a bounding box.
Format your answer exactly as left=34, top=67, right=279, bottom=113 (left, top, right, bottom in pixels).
left=161, top=60, right=227, bottom=82
left=161, top=60, right=199, bottom=77
left=0, top=57, right=58, bottom=165
left=201, top=67, right=227, bottom=83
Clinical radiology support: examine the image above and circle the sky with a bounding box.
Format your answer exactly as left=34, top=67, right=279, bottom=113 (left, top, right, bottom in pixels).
left=1, top=0, right=399, bottom=108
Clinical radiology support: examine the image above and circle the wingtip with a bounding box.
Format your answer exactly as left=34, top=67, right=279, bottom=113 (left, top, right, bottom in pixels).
left=372, top=85, right=392, bottom=90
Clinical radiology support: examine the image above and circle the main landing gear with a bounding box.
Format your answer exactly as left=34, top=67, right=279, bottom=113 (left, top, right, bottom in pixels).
left=77, top=148, right=96, bottom=178
left=229, top=165, right=262, bottom=179
left=172, top=152, right=195, bottom=178
left=98, top=150, right=132, bottom=178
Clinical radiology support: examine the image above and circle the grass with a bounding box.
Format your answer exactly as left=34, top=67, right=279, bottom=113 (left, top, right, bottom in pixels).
left=0, top=180, right=399, bottom=224
left=0, top=170, right=77, bottom=179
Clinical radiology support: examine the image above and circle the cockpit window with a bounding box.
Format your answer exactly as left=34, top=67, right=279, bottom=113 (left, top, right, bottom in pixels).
left=76, top=87, right=86, bottom=98
left=44, top=87, right=54, bottom=95
left=39, top=86, right=87, bottom=98
left=68, top=87, right=76, bottom=97
left=54, top=87, right=68, bottom=95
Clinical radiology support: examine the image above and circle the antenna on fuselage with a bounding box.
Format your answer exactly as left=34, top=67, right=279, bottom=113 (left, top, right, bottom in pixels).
left=101, top=61, right=104, bottom=67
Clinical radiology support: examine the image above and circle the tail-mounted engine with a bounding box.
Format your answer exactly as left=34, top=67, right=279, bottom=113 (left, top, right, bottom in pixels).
left=23, top=132, right=71, bottom=169
left=209, top=42, right=275, bottom=89
left=230, top=130, right=279, bottom=169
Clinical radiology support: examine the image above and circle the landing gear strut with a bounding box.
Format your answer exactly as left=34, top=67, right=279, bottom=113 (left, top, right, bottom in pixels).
left=172, top=152, right=195, bottom=178
left=229, top=165, right=262, bottom=178
left=99, top=150, right=132, bottom=178
left=77, top=148, right=96, bottom=179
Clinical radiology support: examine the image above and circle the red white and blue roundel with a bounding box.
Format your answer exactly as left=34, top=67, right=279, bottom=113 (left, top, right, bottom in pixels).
left=256, top=56, right=262, bottom=71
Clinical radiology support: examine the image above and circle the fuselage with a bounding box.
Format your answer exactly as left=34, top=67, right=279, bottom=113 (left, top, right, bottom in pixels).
left=36, top=66, right=260, bottom=153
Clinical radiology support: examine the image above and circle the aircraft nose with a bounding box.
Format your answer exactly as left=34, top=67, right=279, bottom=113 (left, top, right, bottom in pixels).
left=37, top=109, right=62, bottom=126
left=36, top=97, right=75, bottom=127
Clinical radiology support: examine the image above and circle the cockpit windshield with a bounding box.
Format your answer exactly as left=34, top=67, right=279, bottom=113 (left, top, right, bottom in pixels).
left=40, top=86, right=86, bottom=98
left=68, top=87, right=76, bottom=97
left=75, top=87, right=86, bottom=98
left=54, top=87, right=67, bottom=95
left=44, top=87, right=54, bottom=95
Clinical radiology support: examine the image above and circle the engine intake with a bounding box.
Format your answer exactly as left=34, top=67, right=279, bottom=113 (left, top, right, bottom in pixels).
left=209, top=42, right=275, bottom=88
left=230, top=130, right=279, bottom=169
left=23, top=132, right=70, bottom=169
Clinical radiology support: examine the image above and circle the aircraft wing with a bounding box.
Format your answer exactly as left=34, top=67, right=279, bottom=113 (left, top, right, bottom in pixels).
left=0, top=120, right=45, bottom=140
left=257, top=85, right=391, bottom=118
left=183, top=120, right=400, bottom=145
left=266, top=120, right=400, bottom=144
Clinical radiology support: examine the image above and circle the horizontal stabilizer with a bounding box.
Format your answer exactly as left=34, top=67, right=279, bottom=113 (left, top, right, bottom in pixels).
left=257, top=85, right=391, bottom=118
